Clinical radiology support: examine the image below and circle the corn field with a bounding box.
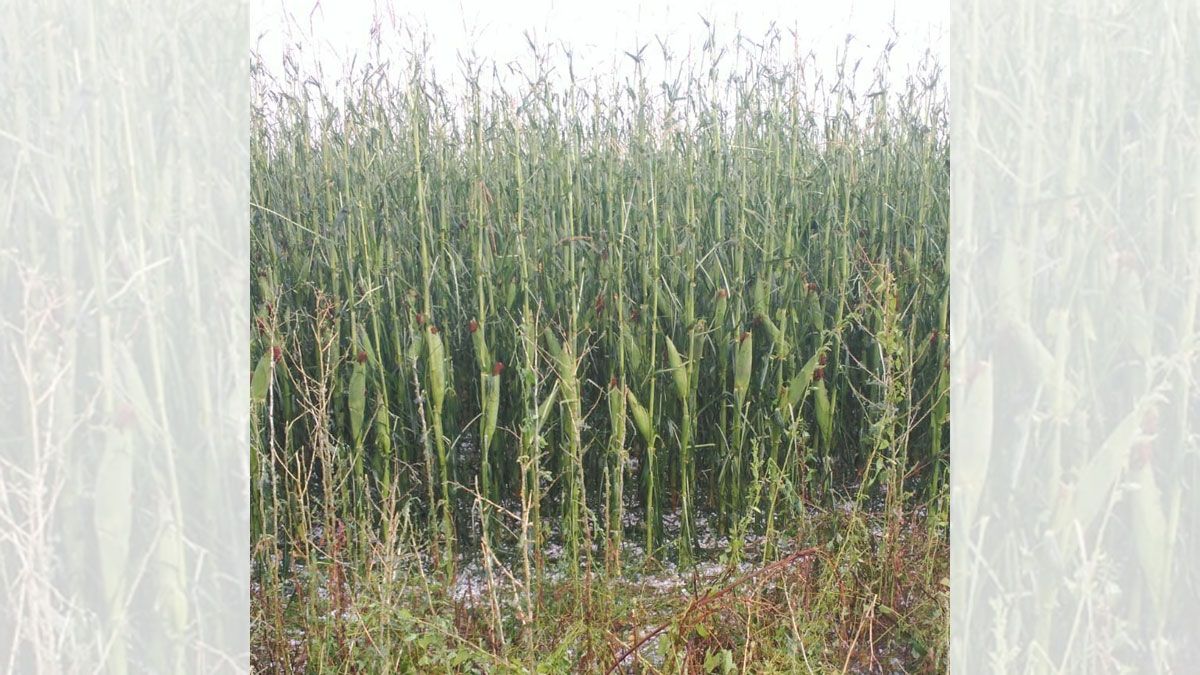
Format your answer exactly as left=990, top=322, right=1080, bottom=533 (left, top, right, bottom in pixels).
left=251, top=28, right=949, bottom=671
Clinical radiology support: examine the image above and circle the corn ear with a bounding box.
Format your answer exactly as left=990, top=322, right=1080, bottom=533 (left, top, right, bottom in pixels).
left=354, top=321, right=377, bottom=363
left=152, top=514, right=189, bottom=648
left=608, top=381, right=627, bottom=445
left=622, top=331, right=644, bottom=374
left=482, top=372, right=501, bottom=451
left=251, top=351, right=272, bottom=405
left=814, top=378, right=834, bottom=448
left=504, top=278, right=517, bottom=309
left=734, top=332, right=753, bottom=407
left=759, top=311, right=782, bottom=343
left=374, top=403, right=392, bottom=455
left=543, top=327, right=564, bottom=363
left=626, top=387, right=654, bottom=444
left=537, top=381, right=560, bottom=423
left=256, top=270, right=274, bottom=299
left=471, top=319, right=491, bottom=373
left=664, top=335, right=688, bottom=402
left=773, top=309, right=790, bottom=358
left=754, top=277, right=768, bottom=316
left=780, top=350, right=824, bottom=412
left=426, top=327, right=446, bottom=410
left=545, top=328, right=577, bottom=402
left=407, top=329, right=424, bottom=363
left=1132, top=462, right=1168, bottom=614
left=95, top=424, right=132, bottom=674
left=96, top=425, right=132, bottom=605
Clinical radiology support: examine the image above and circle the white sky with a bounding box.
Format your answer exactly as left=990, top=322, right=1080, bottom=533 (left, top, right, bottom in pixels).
left=252, top=0, right=945, bottom=96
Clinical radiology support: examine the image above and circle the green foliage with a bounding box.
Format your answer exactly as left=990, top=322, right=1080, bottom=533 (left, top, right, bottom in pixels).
left=250, top=21, right=949, bottom=674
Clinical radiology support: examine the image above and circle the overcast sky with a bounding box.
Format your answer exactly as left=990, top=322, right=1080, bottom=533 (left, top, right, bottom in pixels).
left=252, top=0, right=945, bottom=95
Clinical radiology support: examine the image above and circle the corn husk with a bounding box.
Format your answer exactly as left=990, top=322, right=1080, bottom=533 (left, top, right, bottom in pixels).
left=426, top=328, right=446, bottom=410
left=625, top=387, right=654, bottom=444
left=734, top=332, right=753, bottom=407
left=664, top=335, right=688, bottom=402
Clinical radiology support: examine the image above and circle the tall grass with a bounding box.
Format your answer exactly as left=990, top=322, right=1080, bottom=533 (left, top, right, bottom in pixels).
left=251, top=25, right=948, bottom=671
